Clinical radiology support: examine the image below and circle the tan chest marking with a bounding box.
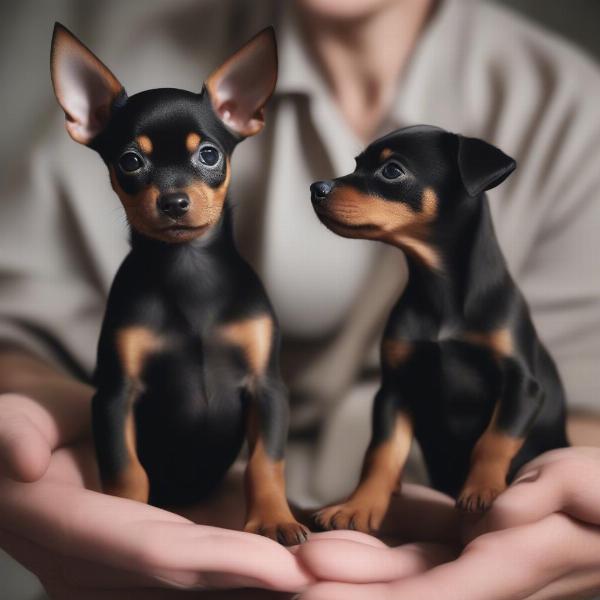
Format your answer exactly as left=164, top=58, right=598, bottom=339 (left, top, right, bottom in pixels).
left=462, top=328, right=513, bottom=357
left=218, top=315, right=273, bottom=376
left=115, top=326, right=163, bottom=381
left=381, top=339, right=413, bottom=368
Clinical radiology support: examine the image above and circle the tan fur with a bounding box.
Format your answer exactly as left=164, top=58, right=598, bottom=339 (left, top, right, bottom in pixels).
left=463, top=328, right=513, bottom=357
left=315, top=411, right=414, bottom=532
left=382, top=338, right=413, bottom=368
left=136, top=135, right=153, bottom=155
left=186, top=132, right=201, bottom=153
left=243, top=401, right=302, bottom=540
left=103, top=410, right=149, bottom=502
left=109, top=159, right=231, bottom=244
left=115, top=326, right=163, bottom=380
left=318, top=186, right=441, bottom=270
left=459, top=404, right=525, bottom=510
left=380, top=148, right=393, bottom=161
left=218, top=314, right=272, bottom=376
left=103, top=326, right=160, bottom=503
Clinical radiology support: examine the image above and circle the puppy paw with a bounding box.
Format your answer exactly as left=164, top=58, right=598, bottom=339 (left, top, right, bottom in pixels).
left=245, top=518, right=309, bottom=546
left=313, top=501, right=387, bottom=534
left=456, top=483, right=505, bottom=513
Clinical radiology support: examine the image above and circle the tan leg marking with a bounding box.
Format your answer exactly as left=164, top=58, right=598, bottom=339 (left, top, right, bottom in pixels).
left=457, top=404, right=524, bottom=513
left=463, top=328, right=513, bottom=357
left=382, top=338, right=413, bottom=368
left=136, top=135, right=153, bottom=155
left=243, top=404, right=308, bottom=545
left=103, top=410, right=149, bottom=502
left=104, top=326, right=163, bottom=502
left=217, top=314, right=273, bottom=376
left=185, top=132, right=201, bottom=153
left=315, top=411, right=413, bottom=533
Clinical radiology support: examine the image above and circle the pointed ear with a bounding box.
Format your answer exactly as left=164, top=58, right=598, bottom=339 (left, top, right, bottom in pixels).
left=50, top=23, right=126, bottom=145
left=205, top=27, right=278, bottom=138
left=457, top=135, right=516, bottom=197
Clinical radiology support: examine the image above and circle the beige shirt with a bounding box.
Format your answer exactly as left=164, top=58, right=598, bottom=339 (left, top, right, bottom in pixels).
left=1, top=0, right=600, bottom=427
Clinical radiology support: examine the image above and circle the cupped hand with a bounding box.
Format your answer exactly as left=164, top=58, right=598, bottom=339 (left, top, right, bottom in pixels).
left=298, top=447, right=600, bottom=600
left=0, top=393, right=312, bottom=599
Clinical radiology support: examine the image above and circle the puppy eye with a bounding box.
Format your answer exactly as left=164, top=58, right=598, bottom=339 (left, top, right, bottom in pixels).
left=381, top=161, right=404, bottom=180
left=119, top=152, right=143, bottom=173
left=198, top=145, right=220, bottom=167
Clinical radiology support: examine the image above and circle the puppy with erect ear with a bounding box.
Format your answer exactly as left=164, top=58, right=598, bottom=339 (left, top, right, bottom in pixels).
left=50, top=23, right=277, bottom=146
left=49, top=24, right=308, bottom=547
left=50, top=23, right=127, bottom=145
left=50, top=23, right=278, bottom=243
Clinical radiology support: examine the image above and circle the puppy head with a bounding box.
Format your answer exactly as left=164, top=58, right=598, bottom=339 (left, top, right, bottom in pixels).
left=310, top=125, right=515, bottom=267
left=50, top=24, right=277, bottom=243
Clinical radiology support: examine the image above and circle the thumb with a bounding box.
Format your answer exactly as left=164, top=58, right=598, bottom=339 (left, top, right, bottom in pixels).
left=0, top=394, right=52, bottom=482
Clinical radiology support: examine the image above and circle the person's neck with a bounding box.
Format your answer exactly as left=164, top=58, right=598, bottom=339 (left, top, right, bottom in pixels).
left=298, top=0, right=436, bottom=142
left=398, top=199, right=508, bottom=324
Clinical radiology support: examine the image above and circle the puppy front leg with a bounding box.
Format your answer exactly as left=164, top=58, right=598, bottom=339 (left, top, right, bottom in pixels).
left=315, top=385, right=413, bottom=534
left=243, top=380, right=309, bottom=545
left=92, top=381, right=149, bottom=502
left=458, top=359, right=544, bottom=512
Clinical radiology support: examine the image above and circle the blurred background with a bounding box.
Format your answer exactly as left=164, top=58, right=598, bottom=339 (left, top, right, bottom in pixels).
left=1, top=1, right=599, bottom=598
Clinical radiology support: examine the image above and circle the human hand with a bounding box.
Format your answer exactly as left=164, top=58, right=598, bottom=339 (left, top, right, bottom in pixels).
left=0, top=392, right=312, bottom=599
left=298, top=447, right=600, bottom=600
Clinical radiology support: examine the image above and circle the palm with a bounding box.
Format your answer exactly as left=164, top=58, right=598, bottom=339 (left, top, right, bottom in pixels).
left=298, top=448, right=600, bottom=600
left=0, top=393, right=310, bottom=598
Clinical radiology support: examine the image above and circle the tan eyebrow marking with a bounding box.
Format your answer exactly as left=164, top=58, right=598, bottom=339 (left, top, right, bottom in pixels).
left=136, top=135, right=153, bottom=155
left=380, top=148, right=393, bottom=162
left=186, top=132, right=202, bottom=153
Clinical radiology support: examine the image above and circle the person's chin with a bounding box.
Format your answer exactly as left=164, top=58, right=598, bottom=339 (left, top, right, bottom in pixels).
left=297, top=0, right=392, bottom=21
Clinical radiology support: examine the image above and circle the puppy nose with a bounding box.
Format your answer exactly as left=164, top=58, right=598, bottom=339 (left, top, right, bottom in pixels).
left=157, top=192, right=190, bottom=218
left=310, top=180, right=334, bottom=203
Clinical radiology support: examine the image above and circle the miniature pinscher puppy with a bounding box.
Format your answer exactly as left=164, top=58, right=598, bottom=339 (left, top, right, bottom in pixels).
left=310, top=125, right=568, bottom=532
left=50, top=23, right=308, bottom=545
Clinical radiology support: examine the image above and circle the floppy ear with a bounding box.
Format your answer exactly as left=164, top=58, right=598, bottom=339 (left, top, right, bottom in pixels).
left=457, top=135, right=516, bottom=197
left=205, top=27, right=278, bottom=138
left=50, top=23, right=126, bottom=145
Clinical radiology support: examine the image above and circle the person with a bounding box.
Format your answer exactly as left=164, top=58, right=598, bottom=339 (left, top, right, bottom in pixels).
left=1, top=0, right=600, bottom=598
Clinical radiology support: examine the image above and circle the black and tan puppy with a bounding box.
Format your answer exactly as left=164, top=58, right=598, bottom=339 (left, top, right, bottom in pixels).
left=310, top=125, right=568, bottom=532
left=50, top=23, right=308, bottom=545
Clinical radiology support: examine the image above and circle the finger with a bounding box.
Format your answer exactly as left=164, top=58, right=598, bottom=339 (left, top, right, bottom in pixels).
left=469, top=449, right=600, bottom=541
left=0, top=476, right=311, bottom=592
left=524, top=566, right=600, bottom=600
left=306, top=530, right=388, bottom=548
left=0, top=352, right=93, bottom=444
left=297, top=539, right=454, bottom=583
left=365, top=514, right=598, bottom=600
left=0, top=394, right=52, bottom=482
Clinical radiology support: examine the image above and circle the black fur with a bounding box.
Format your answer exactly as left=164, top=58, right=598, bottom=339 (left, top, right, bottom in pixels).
left=312, top=125, right=568, bottom=500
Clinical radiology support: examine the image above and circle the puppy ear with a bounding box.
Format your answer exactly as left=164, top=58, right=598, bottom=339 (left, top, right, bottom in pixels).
left=205, top=27, right=278, bottom=138
left=457, top=135, right=516, bottom=197
left=50, top=23, right=126, bottom=145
